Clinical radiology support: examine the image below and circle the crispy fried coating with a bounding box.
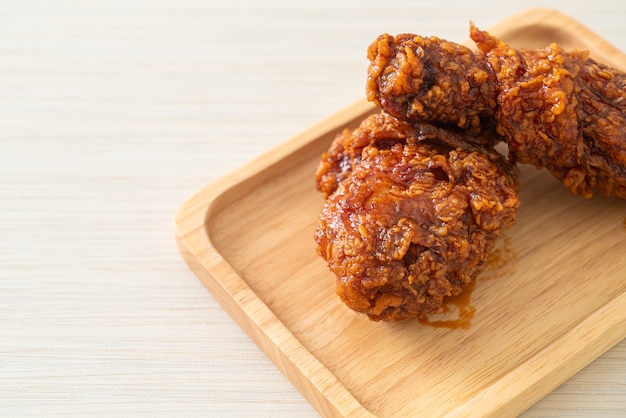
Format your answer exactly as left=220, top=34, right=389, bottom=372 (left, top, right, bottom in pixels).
left=315, top=112, right=415, bottom=198
left=366, top=33, right=498, bottom=135
left=316, top=112, right=505, bottom=198
left=367, top=26, right=626, bottom=199
left=315, top=113, right=519, bottom=321
left=471, top=26, right=626, bottom=198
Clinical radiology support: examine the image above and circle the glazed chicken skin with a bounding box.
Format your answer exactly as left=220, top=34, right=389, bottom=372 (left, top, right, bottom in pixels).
left=315, top=113, right=519, bottom=321
left=316, top=111, right=504, bottom=198
left=367, top=26, right=626, bottom=199
left=472, top=27, right=626, bottom=198
left=366, top=33, right=499, bottom=135
left=315, top=112, right=416, bottom=198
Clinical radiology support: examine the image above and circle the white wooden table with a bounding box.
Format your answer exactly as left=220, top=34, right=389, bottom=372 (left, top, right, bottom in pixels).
left=1, top=1, right=625, bottom=416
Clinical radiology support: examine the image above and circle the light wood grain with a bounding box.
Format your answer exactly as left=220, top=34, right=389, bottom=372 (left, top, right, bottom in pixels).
left=2, top=1, right=626, bottom=416
left=176, top=9, right=626, bottom=417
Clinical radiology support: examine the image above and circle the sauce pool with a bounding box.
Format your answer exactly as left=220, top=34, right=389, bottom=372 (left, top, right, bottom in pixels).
left=418, top=234, right=516, bottom=329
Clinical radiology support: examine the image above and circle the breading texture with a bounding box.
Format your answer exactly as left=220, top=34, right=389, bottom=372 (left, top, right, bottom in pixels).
left=315, top=113, right=519, bottom=321
left=316, top=24, right=626, bottom=321
left=367, top=26, right=626, bottom=199
left=471, top=26, right=626, bottom=198
left=316, top=112, right=505, bottom=198
left=315, top=112, right=416, bottom=198
left=366, top=33, right=498, bottom=136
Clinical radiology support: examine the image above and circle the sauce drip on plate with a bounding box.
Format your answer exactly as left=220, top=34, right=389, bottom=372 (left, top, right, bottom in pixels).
left=419, top=234, right=516, bottom=329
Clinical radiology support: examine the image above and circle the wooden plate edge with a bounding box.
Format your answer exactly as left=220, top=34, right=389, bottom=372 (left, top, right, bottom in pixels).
left=174, top=8, right=626, bottom=417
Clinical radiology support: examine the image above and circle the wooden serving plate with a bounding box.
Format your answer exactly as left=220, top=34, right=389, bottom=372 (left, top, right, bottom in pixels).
left=175, top=8, right=626, bottom=417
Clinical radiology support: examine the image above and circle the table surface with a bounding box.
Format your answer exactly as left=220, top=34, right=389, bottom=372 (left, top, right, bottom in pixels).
left=2, top=0, right=625, bottom=416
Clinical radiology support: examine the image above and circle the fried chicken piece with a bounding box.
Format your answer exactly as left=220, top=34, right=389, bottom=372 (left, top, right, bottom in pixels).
left=366, top=27, right=626, bottom=199
left=366, top=33, right=499, bottom=136
left=315, top=112, right=414, bottom=198
left=471, top=26, right=626, bottom=198
left=315, top=112, right=504, bottom=198
left=315, top=113, right=519, bottom=321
